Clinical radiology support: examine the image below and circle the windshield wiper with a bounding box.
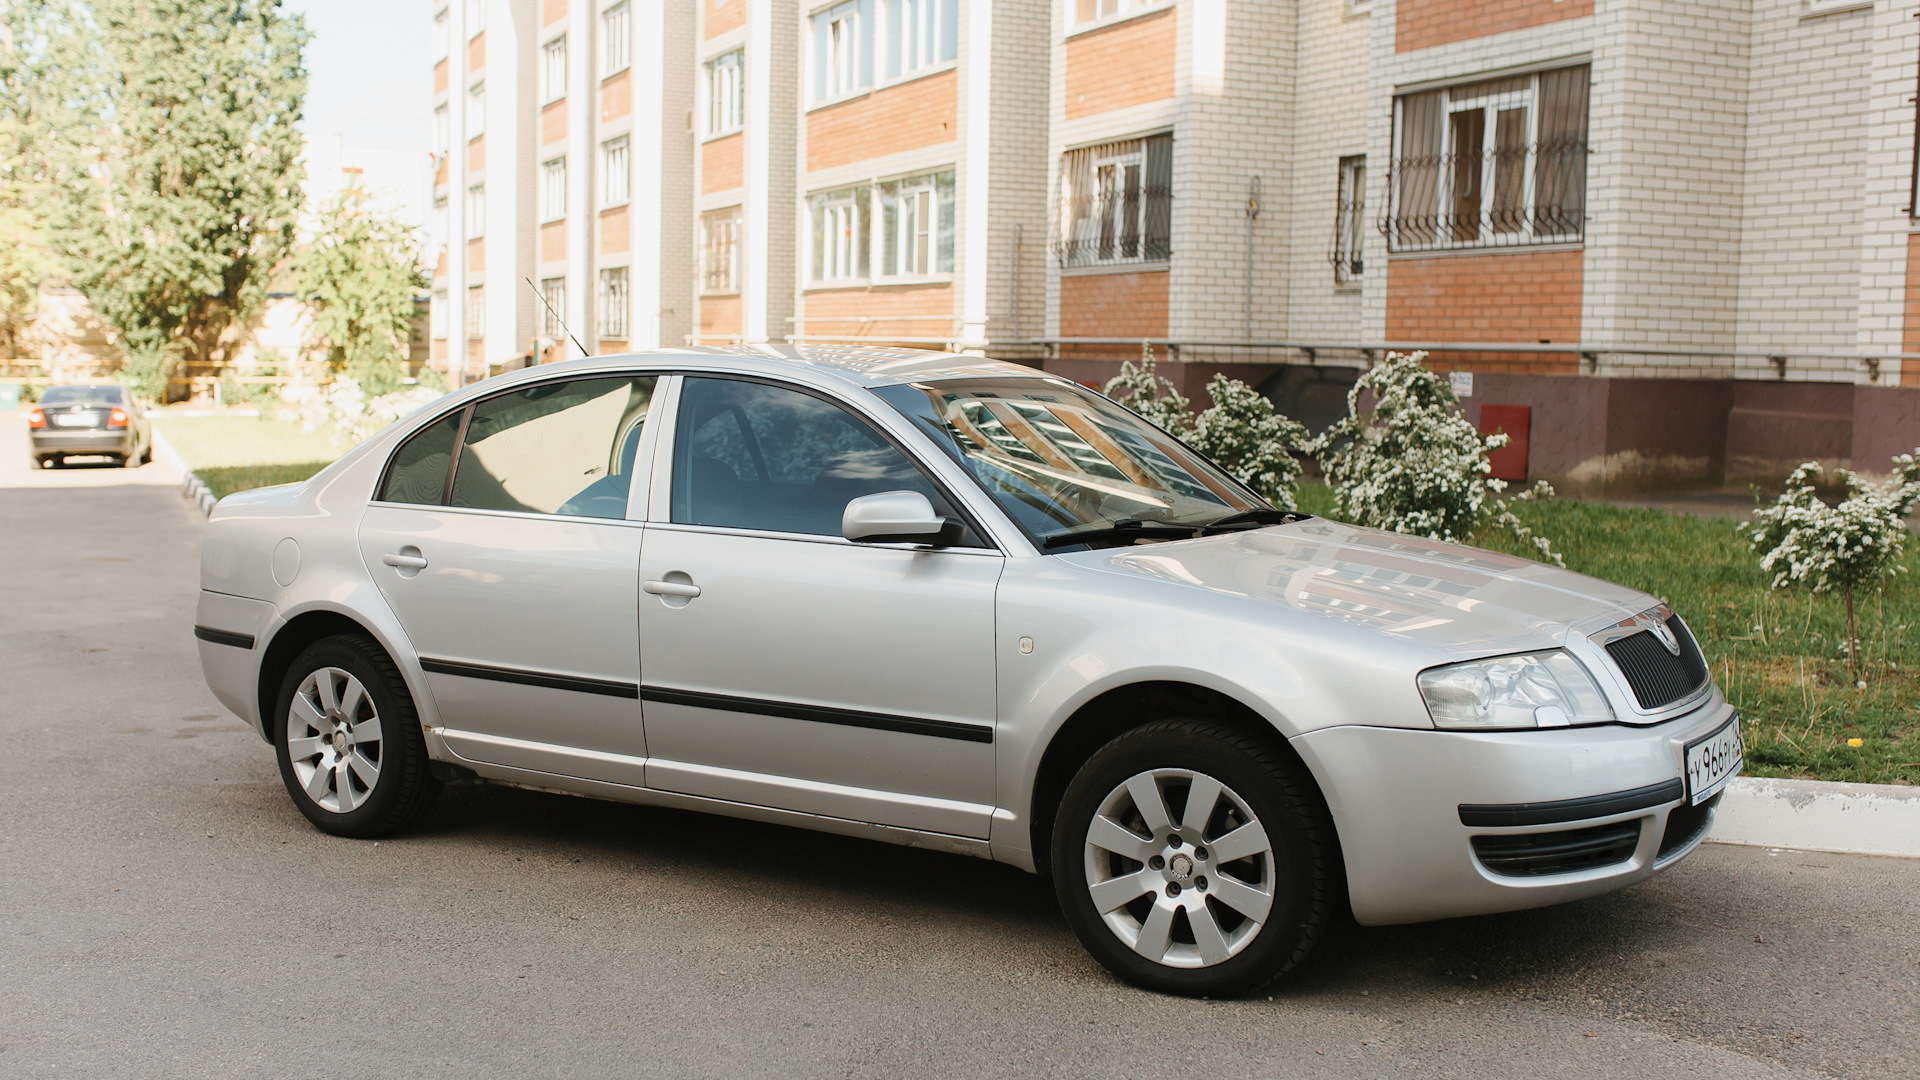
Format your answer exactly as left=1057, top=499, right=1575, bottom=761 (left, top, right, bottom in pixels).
left=1197, top=508, right=1313, bottom=534
left=1041, top=518, right=1200, bottom=549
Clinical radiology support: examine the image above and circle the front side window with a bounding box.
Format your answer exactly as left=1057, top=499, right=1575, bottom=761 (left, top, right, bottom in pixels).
left=883, top=0, right=956, bottom=80
left=1057, top=133, right=1172, bottom=268
left=466, top=82, right=485, bottom=137
left=811, top=0, right=872, bottom=102
left=1387, top=64, right=1588, bottom=251
left=671, top=377, right=971, bottom=540
left=705, top=49, right=744, bottom=136
left=1333, top=155, right=1366, bottom=283
left=542, top=36, right=567, bottom=102
left=877, top=169, right=954, bottom=279
left=542, top=157, right=567, bottom=221
left=598, top=267, right=630, bottom=338
left=873, top=378, right=1260, bottom=547
left=540, top=277, right=568, bottom=338
left=451, top=376, right=658, bottom=519
left=466, top=184, right=485, bottom=238
left=603, top=3, right=631, bottom=75
left=700, top=206, right=742, bottom=293
left=808, top=186, right=869, bottom=283
left=602, top=137, right=630, bottom=206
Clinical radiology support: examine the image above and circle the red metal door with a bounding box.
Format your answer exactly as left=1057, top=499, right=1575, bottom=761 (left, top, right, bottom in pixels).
left=1480, top=403, right=1531, bottom=482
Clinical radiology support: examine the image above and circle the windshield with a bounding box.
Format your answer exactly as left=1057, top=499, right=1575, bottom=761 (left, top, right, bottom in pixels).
left=872, top=377, right=1265, bottom=547
left=40, top=385, right=125, bottom=406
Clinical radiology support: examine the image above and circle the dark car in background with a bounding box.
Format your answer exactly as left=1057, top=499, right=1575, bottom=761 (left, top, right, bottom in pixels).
left=27, top=385, right=151, bottom=469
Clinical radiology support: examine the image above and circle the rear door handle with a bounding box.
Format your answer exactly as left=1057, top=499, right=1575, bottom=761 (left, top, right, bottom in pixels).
left=383, top=553, right=429, bottom=569
left=642, top=579, right=701, bottom=598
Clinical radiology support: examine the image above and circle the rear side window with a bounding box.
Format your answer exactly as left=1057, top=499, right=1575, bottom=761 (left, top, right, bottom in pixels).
left=378, top=410, right=463, bottom=504
left=450, top=376, right=658, bottom=518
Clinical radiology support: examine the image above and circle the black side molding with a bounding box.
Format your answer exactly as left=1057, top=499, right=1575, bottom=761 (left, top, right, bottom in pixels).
left=641, top=685, right=994, bottom=744
left=1459, top=778, right=1685, bottom=828
left=193, top=625, right=255, bottom=650
left=420, top=657, right=639, bottom=699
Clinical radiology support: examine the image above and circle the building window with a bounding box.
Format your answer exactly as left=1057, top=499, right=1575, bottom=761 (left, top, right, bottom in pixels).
left=432, top=10, right=449, bottom=60
left=1332, top=155, right=1365, bottom=283
left=541, top=157, right=567, bottom=221
left=700, top=206, right=742, bottom=293
left=883, top=0, right=955, bottom=81
left=598, top=267, right=630, bottom=338
left=465, top=0, right=485, bottom=36
left=1386, top=64, right=1589, bottom=251
left=466, top=82, right=485, bottom=138
left=878, top=170, right=954, bottom=279
left=540, top=277, right=568, bottom=339
left=808, top=186, right=869, bottom=284
left=1055, top=133, right=1172, bottom=268
left=431, top=289, right=449, bottom=340
left=467, top=285, right=485, bottom=339
left=601, top=137, right=630, bottom=207
left=432, top=196, right=449, bottom=246
left=1072, top=0, right=1163, bottom=29
left=603, top=3, right=631, bottom=76
left=466, top=184, right=485, bottom=238
left=543, top=36, right=567, bottom=103
left=705, top=49, right=744, bottom=137
left=811, top=0, right=871, bottom=103
left=433, top=105, right=450, bottom=153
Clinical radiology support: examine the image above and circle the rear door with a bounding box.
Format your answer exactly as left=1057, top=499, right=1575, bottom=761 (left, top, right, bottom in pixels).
left=356, top=374, right=661, bottom=785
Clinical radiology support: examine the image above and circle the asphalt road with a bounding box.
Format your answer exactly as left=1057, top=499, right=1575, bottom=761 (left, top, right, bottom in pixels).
left=1, top=412, right=1915, bottom=1080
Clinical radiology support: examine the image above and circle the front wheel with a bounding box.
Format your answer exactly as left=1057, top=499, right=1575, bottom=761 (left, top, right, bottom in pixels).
left=1051, top=720, right=1337, bottom=996
left=274, top=635, right=440, bottom=838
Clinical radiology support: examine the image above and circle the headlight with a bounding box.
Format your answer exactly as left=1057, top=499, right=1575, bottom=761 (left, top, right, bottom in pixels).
left=1417, top=650, right=1615, bottom=730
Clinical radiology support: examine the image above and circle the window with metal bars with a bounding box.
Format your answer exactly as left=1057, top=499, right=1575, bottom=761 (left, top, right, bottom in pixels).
left=598, top=268, right=629, bottom=339
left=1055, top=133, right=1172, bottom=269
left=1332, top=155, right=1366, bottom=283
left=540, top=277, right=568, bottom=339
left=700, top=207, right=741, bottom=293
left=1385, top=65, right=1589, bottom=252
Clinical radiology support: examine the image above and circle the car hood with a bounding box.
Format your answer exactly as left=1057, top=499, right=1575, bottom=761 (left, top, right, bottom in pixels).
left=1062, top=518, right=1660, bottom=662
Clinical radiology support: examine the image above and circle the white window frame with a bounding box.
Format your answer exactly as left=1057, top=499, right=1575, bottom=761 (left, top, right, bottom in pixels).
left=700, top=207, right=742, bottom=294
left=540, top=277, right=569, bottom=339
left=541, top=157, right=567, bottom=222
left=432, top=9, right=450, bottom=60
left=876, top=170, right=954, bottom=281
left=432, top=196, right=449, bottom=246
left=466, top=82, right=486, bottom=138
left=598, top=267, right=630, bottom=339
left=1069, top=0, right=1166, bottom=33
left=1334, top=155, right=1366, bottom=284
left=1084, top=148, right=1146, bottom=267
left=466, top=285, right=486, bottom=339
left=433, top=105, right=450, bottom=153
left=705, top=49, right=744, bottom=138
left=603, top=2, right=631, bottom=76
left=811, top=0, right=871, bottom=104
left=465, top=184, right=486, bottom=239
left=809, top=187, right=867, bottom=284
left=465, top=0, right=485, bottom=36
left=882, top=0, right=956, bottom=82
left=431, top=288, right=449, bottom=340
left=601, top=137, right=631, bottom=208
left=542, top=36, right=567, bottom=103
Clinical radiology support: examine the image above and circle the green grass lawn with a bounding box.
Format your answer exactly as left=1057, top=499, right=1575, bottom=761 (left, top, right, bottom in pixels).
left=153, top=415, right=348, bottom=500
left=1296, top=483, right=1917, bottom=786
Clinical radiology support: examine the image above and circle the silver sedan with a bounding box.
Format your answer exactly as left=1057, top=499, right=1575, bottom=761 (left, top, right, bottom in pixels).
left=194, top=347, right=1741, bottom=996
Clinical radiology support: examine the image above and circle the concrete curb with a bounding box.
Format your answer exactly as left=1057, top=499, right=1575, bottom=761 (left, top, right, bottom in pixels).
left=1710, top=776, right=1920, bottom=858
left=150, top=426, right=216, bottom=517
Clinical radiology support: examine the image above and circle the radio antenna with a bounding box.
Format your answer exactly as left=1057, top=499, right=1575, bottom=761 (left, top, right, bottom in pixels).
left=526, top=276, right=588, bottom=358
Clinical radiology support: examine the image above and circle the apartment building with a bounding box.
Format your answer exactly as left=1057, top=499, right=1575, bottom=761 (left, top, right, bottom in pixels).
left=432, top=0, right=1920, bottom=489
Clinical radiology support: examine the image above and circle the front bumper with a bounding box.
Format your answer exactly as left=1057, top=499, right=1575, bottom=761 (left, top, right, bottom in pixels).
left=1291, top=694, right=1736, bottom=926
left=30, top=430, right=134, bottom=456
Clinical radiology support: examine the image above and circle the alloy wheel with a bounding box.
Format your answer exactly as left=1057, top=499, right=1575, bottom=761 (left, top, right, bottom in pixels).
left=285, top=666, right=384, bottom=814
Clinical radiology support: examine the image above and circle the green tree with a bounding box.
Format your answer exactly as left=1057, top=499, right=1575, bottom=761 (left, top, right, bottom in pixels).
left=291, top=191, right=427, bottom=397
left=19, top=0, right=308, bottom=398
left=0, top=118, right=52, bottom=357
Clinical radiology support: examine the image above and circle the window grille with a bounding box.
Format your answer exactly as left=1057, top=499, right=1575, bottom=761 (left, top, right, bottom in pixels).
left=543, top=37, right=567, bottom=103
left=598, top=268, right=630, bottom=338
left=1332, top=155, right=1365, bottom=282
left=701, top=207, right=742, bottom=293
left=541, top=157, right=566, bottom=222
left=706, top=50, right=744, bottom=136
left=884, top=0, right=956, bottom=80
left=1385, top=64, right=1588, bottom=251
left=1055, top=133, right=1172, bottom=268
left=540, top=277, right=568, bottom=338
left=808, top=186, right=870, bottom=283
left=603, top=3, right=630, bottom=75
left=602, top=137, right=630, bottom=207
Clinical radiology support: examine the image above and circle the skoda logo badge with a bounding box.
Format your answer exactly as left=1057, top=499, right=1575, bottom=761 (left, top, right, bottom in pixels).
left=1650, top=618, right=1681, bottom=656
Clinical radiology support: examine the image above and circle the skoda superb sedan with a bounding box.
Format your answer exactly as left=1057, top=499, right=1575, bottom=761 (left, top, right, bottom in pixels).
left=195, top=346, right=1741, bottom=996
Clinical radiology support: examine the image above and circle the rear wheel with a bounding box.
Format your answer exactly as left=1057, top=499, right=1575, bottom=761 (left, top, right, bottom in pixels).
left=274, top=635, right=440, bottom=838
left=1051, top=719, right=1337, bottom=997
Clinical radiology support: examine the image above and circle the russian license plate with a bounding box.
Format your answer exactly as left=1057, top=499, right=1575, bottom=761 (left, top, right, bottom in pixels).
left=1685, top=714, right=1742, bottom=805
left=53, top=413, right=95, bottom=427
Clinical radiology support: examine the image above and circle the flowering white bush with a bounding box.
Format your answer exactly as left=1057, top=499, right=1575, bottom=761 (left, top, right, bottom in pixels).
left=1740, top=452, right=1920, bottom=674
left=301, top=375, right=442, bottom=446
left=1312, top=351, right=1562, bottom=565
left=1102, top=345, right=1310, bottom=508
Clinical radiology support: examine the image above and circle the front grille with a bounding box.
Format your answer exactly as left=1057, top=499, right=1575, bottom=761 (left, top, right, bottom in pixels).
left=1658, top=791, right=1720, bottom=859
left=1605, top=615, right=1709, bottom=710
left=1472, top=820, right=1642, bottom=877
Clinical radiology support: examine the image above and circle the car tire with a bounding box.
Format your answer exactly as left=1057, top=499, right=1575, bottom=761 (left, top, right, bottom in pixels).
left=273, top=635, right=441, bottom=839
left=1051, top=719, right=1337, bottom=997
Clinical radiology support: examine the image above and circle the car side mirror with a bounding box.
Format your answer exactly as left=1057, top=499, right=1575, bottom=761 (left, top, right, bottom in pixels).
left=842, top=490, right=963, bottom=547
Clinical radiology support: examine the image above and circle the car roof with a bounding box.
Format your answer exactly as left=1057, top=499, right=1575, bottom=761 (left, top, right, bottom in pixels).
left=530, top=344, right=1059, bottom=391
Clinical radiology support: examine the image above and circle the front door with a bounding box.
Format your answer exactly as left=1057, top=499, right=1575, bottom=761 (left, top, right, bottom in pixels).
left=637, top=376, right=1003, bottom=838
left=357, top=374, right=660, bottom=785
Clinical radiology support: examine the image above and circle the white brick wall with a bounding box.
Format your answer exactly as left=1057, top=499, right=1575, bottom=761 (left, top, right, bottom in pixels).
left=1281, top=0, right=1372, bottom=351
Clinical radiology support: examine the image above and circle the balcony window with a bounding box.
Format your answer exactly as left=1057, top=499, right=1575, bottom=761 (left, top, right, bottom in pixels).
left=598, top=267, right=629, bottom=339
left=1072, top=0, right=1163, bottom=29
left=432, top=10, right=449, bottom=60
left=705, top=49, right=744, bottom=137
left=464, top=0, right=485, bottom=36
left=808, top=186, right=869, bottom=284
left=542, top=157, right=567, bottom=222
left=543, top=36, right=567, bottom=103
left=877, top=170, right=954, bottom=279
left=433, top=105, right=449, bottom=154
left=466, top=184, right=485, bottom=239
left=1056, top=133, right=1171, bottom=269
left=431, top=289, right=449, bottom=340
left=601, top=137, right=630, bottom=207
left=811, top=0, right=871, bottom=102
left=540, top=277, right=568, bottom=339
left=1386, top=64, right=1589, bottom=251
left=1332, top=155, right=1365, bottom=283
left=466, top=82, right=485, bottom=138
left=883, top=0, right=955, bottom=81
left=432, top=197, right=449, bottom=246
left=700, top=207, right=742, bottom=294
left=603, top=3, right=631, bottom=76
left=466, top=285, right=485, bottom=339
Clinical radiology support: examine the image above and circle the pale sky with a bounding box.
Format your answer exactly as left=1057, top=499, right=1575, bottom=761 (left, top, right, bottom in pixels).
left=287, top=0, right=431, bottom=154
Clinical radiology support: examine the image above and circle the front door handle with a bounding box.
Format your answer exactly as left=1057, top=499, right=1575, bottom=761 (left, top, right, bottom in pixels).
left=642, top=579, right=701, bottom=598
left=383, top=552, right=429, bottom=569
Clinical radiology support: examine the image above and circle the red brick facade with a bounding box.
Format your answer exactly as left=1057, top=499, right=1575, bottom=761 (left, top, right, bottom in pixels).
left=803, top=283, right=956, bottom=343
left=1386, top=250, right=1583, bottom=374
left=1904, top=233, right=1920, bottom=387
left=702, top=133, right=743, bottom=194
left=1396, top=0, right=1592, bottom=53
left=1065, top=9, right=1176, bottom=120
left=806, top=70, right=956, bottom=174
